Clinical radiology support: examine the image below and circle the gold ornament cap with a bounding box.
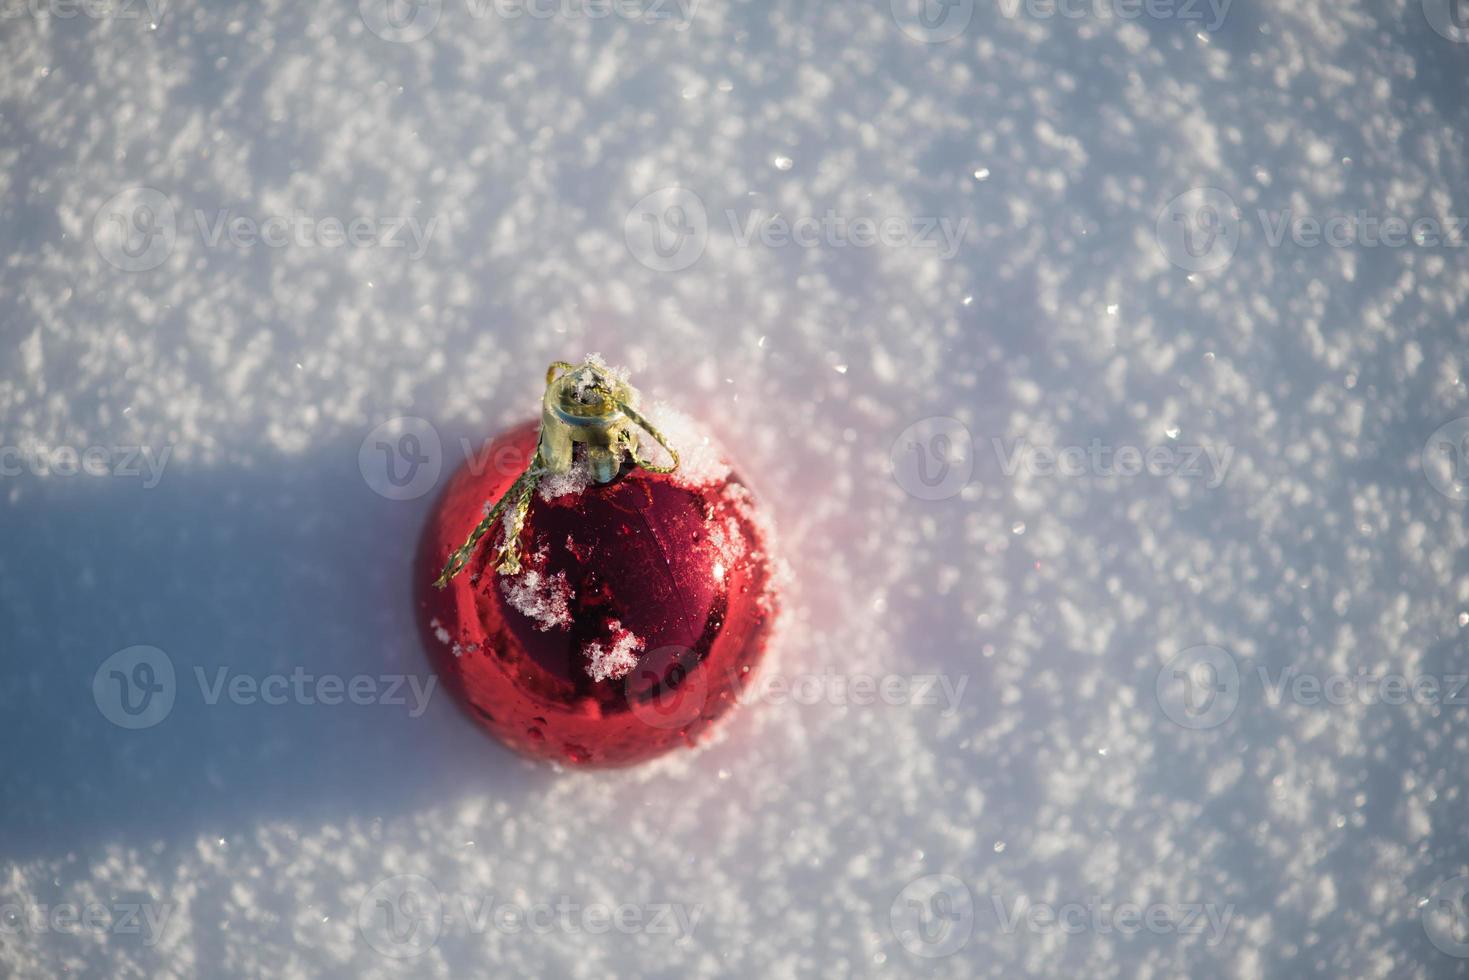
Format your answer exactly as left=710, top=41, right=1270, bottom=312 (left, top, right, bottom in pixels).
left=539, top=362, right=638, bottom=484
left=434, top=358, right=678, bottom=588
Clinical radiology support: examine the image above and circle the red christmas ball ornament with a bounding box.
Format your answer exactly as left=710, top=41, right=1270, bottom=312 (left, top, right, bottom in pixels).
left=415, top=357, right=780, bottom=767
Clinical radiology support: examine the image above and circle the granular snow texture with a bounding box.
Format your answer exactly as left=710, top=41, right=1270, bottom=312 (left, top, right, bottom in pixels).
left=2, top=1, right=1469, bottom=977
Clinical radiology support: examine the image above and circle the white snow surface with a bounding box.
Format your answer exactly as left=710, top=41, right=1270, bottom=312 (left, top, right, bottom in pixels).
left=2, top=2, right=1469, bottom=978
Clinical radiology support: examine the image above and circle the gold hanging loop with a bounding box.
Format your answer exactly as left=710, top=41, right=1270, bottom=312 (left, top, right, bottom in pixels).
left=434, top=358, right=680, bottom=589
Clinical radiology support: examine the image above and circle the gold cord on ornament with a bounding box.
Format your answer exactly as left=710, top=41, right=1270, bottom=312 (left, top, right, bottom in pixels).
left=433, top=358, right=680, bottom=589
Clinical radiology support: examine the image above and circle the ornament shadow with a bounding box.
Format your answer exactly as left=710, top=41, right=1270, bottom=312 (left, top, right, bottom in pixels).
left=0, top=433, right=553, bottom=862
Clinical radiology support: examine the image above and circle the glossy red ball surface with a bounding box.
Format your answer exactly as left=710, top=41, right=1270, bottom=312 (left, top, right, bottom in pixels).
left=415, top=420, right=778, bottom=767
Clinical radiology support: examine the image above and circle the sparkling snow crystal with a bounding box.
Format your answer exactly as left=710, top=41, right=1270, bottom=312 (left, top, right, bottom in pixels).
left=582, top=621, right=645, bottom=682
left=499, top=560, right=573, bottom=631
